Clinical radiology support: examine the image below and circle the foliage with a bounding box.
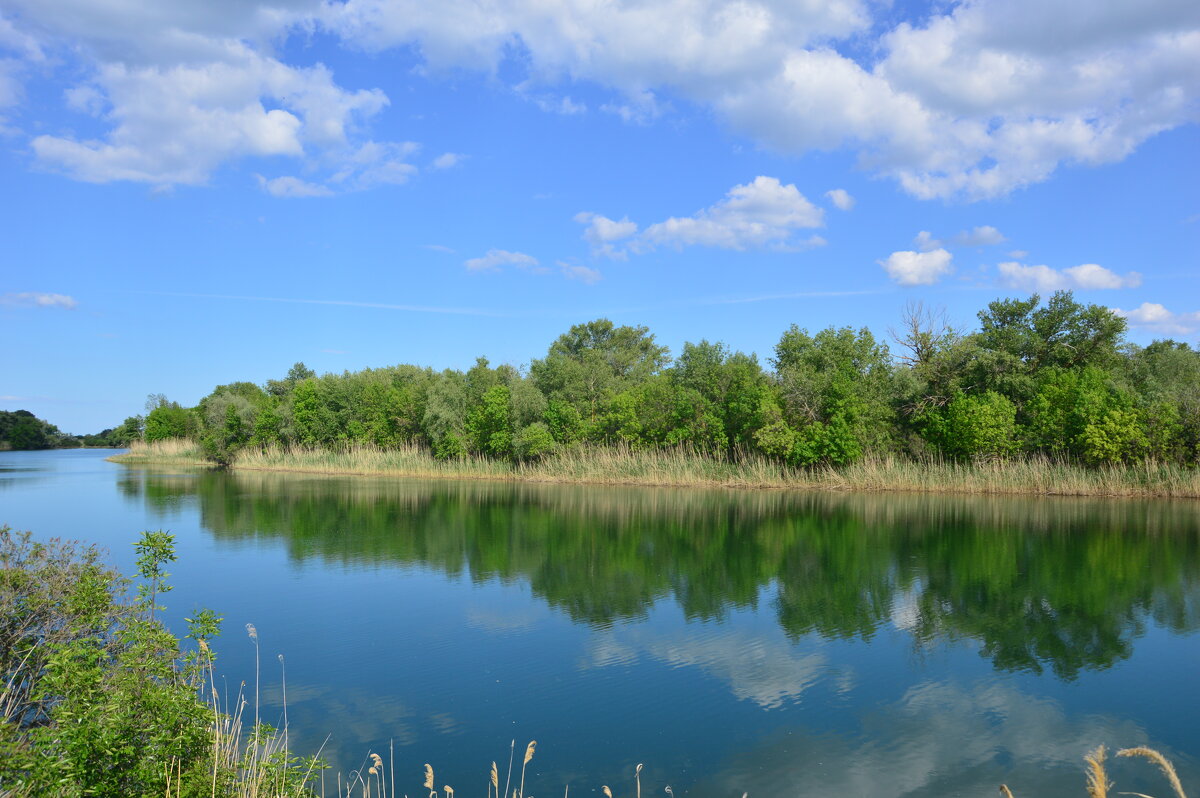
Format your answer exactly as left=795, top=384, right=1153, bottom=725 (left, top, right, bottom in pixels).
left=144, top=398, right=198, bottom=443
left=0, top=527, right=318, bottom=797
left=117, top=295, right=1199, bottom=471
left=926, top=391, right=1019, bottom=460
left=0, top=410, right=77, bottom=450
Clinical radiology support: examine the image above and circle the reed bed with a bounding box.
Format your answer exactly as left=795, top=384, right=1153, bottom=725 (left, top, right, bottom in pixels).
left=110, top=440, right=1200, bottom=499
left=113, top=437, right=209, bottom=465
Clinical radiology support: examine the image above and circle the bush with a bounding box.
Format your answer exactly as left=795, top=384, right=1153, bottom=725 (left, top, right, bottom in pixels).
left=0, top=527, right=317, bottom=797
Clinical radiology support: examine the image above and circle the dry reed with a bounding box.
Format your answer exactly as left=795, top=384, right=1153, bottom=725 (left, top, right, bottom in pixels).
left=111, top=440, right=1200, bottom=499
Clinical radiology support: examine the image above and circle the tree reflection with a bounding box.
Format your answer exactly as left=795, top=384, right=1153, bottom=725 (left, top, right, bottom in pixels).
left=120, top=467, right=1200, bottom=679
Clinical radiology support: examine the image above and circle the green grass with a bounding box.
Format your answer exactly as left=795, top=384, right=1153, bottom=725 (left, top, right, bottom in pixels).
left=109, top=440, right=1200, bottom=498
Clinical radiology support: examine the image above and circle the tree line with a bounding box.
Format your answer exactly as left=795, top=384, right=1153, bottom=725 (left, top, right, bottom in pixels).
left=0, top=409, right=142, bottom=450
left=141, top=291, right=1200, bottom=467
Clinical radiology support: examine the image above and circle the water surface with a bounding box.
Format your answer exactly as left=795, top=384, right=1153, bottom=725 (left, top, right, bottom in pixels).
left=3, top=449, right=1199, bottom=796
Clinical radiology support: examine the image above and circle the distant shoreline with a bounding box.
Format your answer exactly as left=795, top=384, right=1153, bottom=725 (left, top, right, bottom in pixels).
left=107, top=440, right=1200, bottom=499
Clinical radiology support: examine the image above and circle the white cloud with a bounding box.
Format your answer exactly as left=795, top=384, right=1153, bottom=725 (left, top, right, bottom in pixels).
left=256, top=174, right=333, bottom=198
left=914, top=231, right=942, bottom=252
left=464, top=249, right=539, bottom=272
left=1112, top=302, right=1200, bottom=335
left=1064, top=263, right=1143, bottom=289
left=638, top=176, right=824, bottom=251
left=322, top=0, right=1200, bottom=199
left=998, top=261, right=1142, bottom=291
left=0, top=292, right=78, bottom=309
left=952, top=225, right=1006, bottom=246
left=879, top=249, right=954, bottom=286
left=558, top=261, right=602, bottom=285
left=431, top=152, right=464, bottom=169
left=28, top=48, right=390, bottom=187
left=5, top=0, right=1198, bottom=198
left=824, top=188, right=854, bottom=210
left=574, top=211, right=638, bottom=258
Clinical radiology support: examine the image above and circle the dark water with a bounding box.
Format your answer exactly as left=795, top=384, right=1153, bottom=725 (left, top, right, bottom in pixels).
left=3, top=449, right=1200, bottom=796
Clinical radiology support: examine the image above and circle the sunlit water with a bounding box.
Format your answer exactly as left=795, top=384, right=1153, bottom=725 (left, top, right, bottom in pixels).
left=3, top=449, right=1199, bottom=796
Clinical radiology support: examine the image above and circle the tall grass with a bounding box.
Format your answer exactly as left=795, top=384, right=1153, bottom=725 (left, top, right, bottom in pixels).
left=110, top=440, right=1200, bottom=498
left=115, top=437, right=208, bottom=465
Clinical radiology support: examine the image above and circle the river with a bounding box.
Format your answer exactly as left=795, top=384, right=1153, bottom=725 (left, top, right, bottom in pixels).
left=2, top=448, right=1198, bottom=796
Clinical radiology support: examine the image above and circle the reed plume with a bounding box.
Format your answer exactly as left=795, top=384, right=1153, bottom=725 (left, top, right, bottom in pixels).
left=1085, top=746, right=1110, bottom=798
left=519, top=741, right=537, bottom=798
left=1118, top=747, right=1188, bottom=798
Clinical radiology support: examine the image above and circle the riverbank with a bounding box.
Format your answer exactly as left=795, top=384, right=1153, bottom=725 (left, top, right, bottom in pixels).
left=108, top=439, right=1200, bottom=498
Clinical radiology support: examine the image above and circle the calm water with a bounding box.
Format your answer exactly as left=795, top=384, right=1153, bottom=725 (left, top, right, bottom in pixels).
left=3, top=449, right=1200, bottom=796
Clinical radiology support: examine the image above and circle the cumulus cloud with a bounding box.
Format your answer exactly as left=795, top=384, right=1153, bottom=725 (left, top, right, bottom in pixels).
left=5, top=0, right=1198, bottom=198
left=638, top=176, right=824, bottom=252
left=998, top=261, right=1142, bottom=291
left=30, top=50, right=390, bottom=187
left=879, top=249, right=954, bottom=286
left=3, top=3, right=408, bottom=191
left=1112, top=302, right=1200, bottom=335
left=464, top=249, right=539, bottom=272
left=824, top=188, right=854, bottom=210
left=323, top=0, right=1199, bottom=199
left=574, top=211, right=638, bottom=258
left=0, top=292, right=78, bottom=309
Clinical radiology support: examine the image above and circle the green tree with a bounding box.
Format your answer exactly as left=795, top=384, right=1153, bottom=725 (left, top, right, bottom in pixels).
left=531, top=319, right=669, bottom=425
left=772, top=325, right=895, bottom=462
left=465, top=384, right=514, bottom=457
left=143, top=401, right=196, bottom=441
left=970, top=291, right=1127, bottom=401
left=928, top=391, right=1018, bottom=459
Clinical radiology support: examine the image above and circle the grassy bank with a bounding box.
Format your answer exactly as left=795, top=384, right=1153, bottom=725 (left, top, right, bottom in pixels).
left=109, top=440, right=1200, bottom=498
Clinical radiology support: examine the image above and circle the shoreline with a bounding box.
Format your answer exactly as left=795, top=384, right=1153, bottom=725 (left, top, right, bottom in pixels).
left=107, top=441, right=1200, bottom=499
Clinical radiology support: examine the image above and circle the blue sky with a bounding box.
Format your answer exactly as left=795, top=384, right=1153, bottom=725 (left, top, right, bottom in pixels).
left=1, top=0, right=1197, bottom=433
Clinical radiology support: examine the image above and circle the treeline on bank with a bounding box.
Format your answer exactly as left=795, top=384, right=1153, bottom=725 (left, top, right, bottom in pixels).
left=139, top=291, right=1200, bottom=468
left=0, top=409, right=141, bottom=451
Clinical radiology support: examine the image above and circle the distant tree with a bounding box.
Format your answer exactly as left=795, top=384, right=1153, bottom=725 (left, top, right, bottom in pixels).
left=143, top=402, right=195, bottom=441
left=266, top=361, right=317, bottom=396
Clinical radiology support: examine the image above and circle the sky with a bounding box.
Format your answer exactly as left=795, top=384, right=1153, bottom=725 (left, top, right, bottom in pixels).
left=1, top=0, right=1197, bottom=434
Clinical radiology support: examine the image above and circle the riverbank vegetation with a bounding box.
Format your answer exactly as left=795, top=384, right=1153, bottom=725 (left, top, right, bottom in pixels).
left=113, top=291, right=1200, bottom=495
left=117, top=437, right=1200, bottom=497
left=0, top=526, right=318, bottom=796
